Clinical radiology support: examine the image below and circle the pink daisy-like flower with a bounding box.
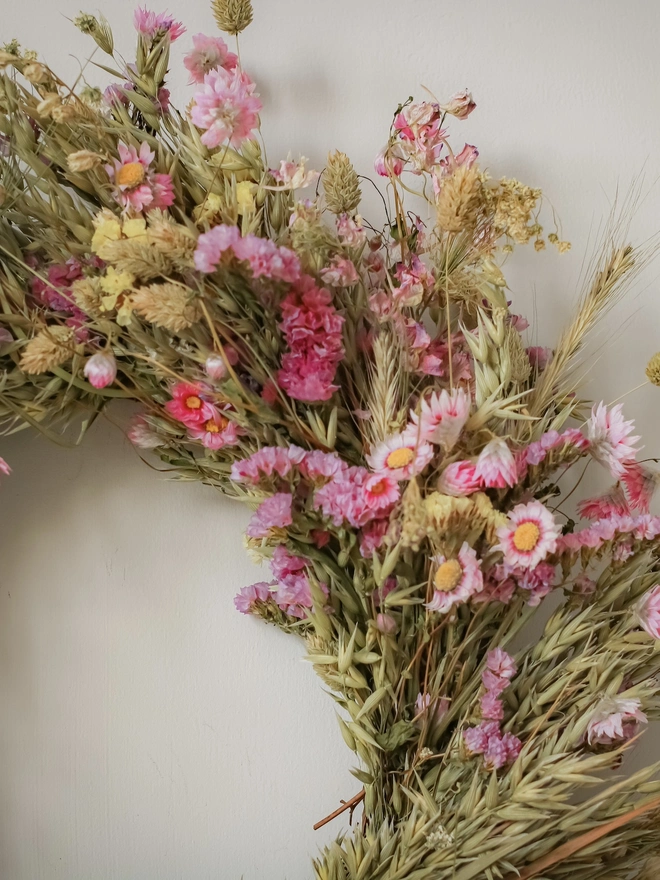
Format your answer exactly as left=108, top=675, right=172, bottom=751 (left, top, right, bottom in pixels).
left=184, top=33, right=238, bottom=84
left=165, top=382, right=214, bottom=427
left=474, top=438, right=518, bottom=489
left=366, top=430, right=434, bottom=481
left=230, top=445, right=306, bottom=484
left=190, top=67, right=262, bottom=149
left=411, top=388, right=470, bottom=451
left=635, top=585, right=660, bottom=639
left=234, top=581, right=273, bottom=614
left=586, top=402, right=641, bottom=479
left=127, top=414, right=163, bottom=449
left=495, top=500, right=560, bottom=570
left=426, top=542, right=484, bottom=613
left=186, top=404, right=241, bottom=449
left=437, top=460, right=482, bottom=497
left=105, top=141, right=175, bottom=213
left=586, top=695, right=647, bottom=745
left=134, top=7, right=185, bottom=41
left=363, top=473, right=401, bottom=511
left=246, top=492, right=293, bottom=538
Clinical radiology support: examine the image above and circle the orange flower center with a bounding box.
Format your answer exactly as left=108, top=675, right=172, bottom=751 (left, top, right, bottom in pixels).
left=206, top=415, right=229, bottom=433
left=386, top=447, right=414, bottom=469
left=513, top=522, right=541, bottom=552
left=116, top=161, right=146, bottom=189
left=186, top=395, right=202, bottom=410
left=434, top=559, right=463, bottom=592
left=369, top=479, right=388, bottom=496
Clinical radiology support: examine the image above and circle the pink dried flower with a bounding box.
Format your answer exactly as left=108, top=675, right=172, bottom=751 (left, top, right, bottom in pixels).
left=336, top=213, right=367, bottom=246
left=375, top=612, right=398, bottom=635
left=270, top=158, right=319, bottom=190
left=246, top=492, right=293, bottom=538
left=441, top=90, right=476, bottom=119
left=463, top=720, right=500, bottom=755
left=426, top=542, right=483, bottom=613
left=31, top=260, right=86, bottom=320
left=83, top=351, right=117, bottom=389
left=134, top=7, right=185, bottom=41
left=487, top=648, right=517, bottom=680
left=187, top=404, right=241, bottom=449
left=194, top=224, right=242, bottom=273
left=587, top=402, right=641, bottom=479
left=204, top=355, right=227, bottom=381
left=270, top=545, right=326, bottom=618
left=127, top=414, right=163, bottom=449
left=184, top=33, right=238, bottom=84
left=527, top=345, right=553, bottom=370
left=320, top=257, right=359, bottom=287
left=411, top=388, right=470, bottom=451
left=105, top=141, right=174, bottom=213
left=233, top=235, right=301, bottom=283
left=635, top=585, right=660, bottom=639
left=299, top=450, right=348, bottom=482
left=190, top=67, right=262, bottom=149
left=374, top=143, right=406, bottom=177
left=230, top=445, right=306, bottom=484
left=501, top=732, right=522, bottom=764
left=165, top=382, right=214, bottom=427
left=578, top=485, right=629, bottom=520
left=480, top=691, right=504, bottom=721
left=393, top=256, right=434, bottom=306
left=0, top=456, right=11, bottom=477
left=234, top=581, right=272, bottom=614
left=359, top=518, right=389, bottom=558
left=414, top=693, right=449, bottom=726
left=437, top=460, right=482, bottom=496
left=363, top=473, right=401, bottom=510
left=518, top=562, right=557, bottom=606
left=314, top=467, right=393, bottom=528
left=622, top=463, right=657, bottom=513
left=474, top=438, right=517, bottom=489
left=495, top=500, right=560, bottom=570
left=586, top=695, right=647, bottom=745
left=366, top=430, right=434, bottom=481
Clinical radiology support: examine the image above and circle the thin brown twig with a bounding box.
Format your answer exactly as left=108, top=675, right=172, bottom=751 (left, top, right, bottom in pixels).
left=313, top=790, right=365, bottom=831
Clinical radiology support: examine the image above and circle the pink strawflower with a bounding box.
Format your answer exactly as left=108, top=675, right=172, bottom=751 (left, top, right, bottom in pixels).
left=204, top=355, right=227, bottom=381
left=0, top=455, right=11, bottom=477
left=83, top=351, right=117, bottom=389
left=187, top=404, right=241, bottom=449
left=184, top=33, right=237, bottom=84
left=359, top=518, right=389, bottom=557
left=363, top=473, right=401, bottom=510
left=320, top=257, right=359, bottom=287
left=278, top=276, right=345, bottom=403
left=495, top=500, right=560, bottom=570
left=487, top=648, right=517, bottom=680
left=230, top=445, right=306, bottom=484
left=578, top=485, right=629, bottom=520
left=105, top=141, right=174, bottom=213
left=134, top=7, right=185, bottom=41
left=586, top=695, right=647, bottom=745
left=437, top=460, right=482, bottom=496
left=622, top=463, right=657, bottom=513
left=165, top=382, right=214, bottom=427
left=366, top=430, right=434, bottom=481
left=190, top=67, right=262, bottom=149
left=426, top=542, right=483, bottom=613
left=587, top=402, right=641, bottom=479
left=246, top=493, right=293, bottom=538
left=127, top=414, right=163, bottom=449
left=234, top=581, right=272, bottom=614
left=474, top=438, right=518, bottom=489
left=411, top=388, right=470, bottom=451
left=635, top=585, right=660, bottom=639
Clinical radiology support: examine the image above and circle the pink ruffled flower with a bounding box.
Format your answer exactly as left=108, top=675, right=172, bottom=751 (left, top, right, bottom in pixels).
left=586, top=695, right=647, bottom=745
left=487, top=648, right=517, bottom=680
left=474, top=438, right=517, bottom=489
left=105, top=141, right=174, bottom=213
left=320, top=257, right=359, bottom=287
left=495, top=500, right=560, bottom=570
left=230, top=445, right=306, bottom=484
left=165, top=382, right=215, bottom=427
left=463, top=720, right=500, bottom=755
left=375, top=612, right=398, bottom=635
left=246, top=493, right=293, bottom=538
left=578, top=485, right=629, bottom=520
left=336, top=214, right=367, bottom=246
left=426, top=542, right=483, bottom=613
left=518, top=562, right=556, bottom=606
left=31, top=260, right=86, bottom=320
left=299, top=450, right=347, bottom=483
left=314, top=466, right=396, bottom=529
left=587, top=402, right=641, bottom=479
left=359, top=518, right=389, bottom=557
left=83, top=352, right=117, bottom=389
left=440, top=90, right=476, bottom=119
left=127, top=414, right=163, bottom=449
left=270, top=545, right=327, bottom=618
left=635, top=585, right=660, bottom=639
left=411, top=388, right=470, bottom=451
left=183, top=33, right=237, bottom=84
left=234, top=581, right=272, bottom=614
left=366, top=430, right=434, bottom=481
left=374, top=143, right=406, bottom=177
left=437, top=460, right=482, bottom=497
left=522, top=427, right=588, bottom=470
left=393, top=256, right=434, bottom=306
left=480, top=691, right=504, bottom=721
left=270, top=158, right=319, bottom=190
left=527, top=346, right=553, bottom=370
left=393, top=101, right=446, bottom=172
left=234, top=235, right=301, bottom=283
left=194, top=224, right=241, bottom=273
left=622, top=463, right=657, bottom=513
left=133, top=7, right=185, bottom=41
left=187, top=404, right=241, bottom=449
left=414, top=693, right=449, bottom=727
left=464, top=723, right=521, bottom=769
left=191, top=67, right=262, bottom=149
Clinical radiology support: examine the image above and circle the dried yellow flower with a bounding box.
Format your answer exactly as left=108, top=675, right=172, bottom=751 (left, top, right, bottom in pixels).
left=100, top=267, right=135, bottom=296
left=646, top=352, right=660, bottom=387
left=436, top=164, right=483, bottom=233
left=194, top=193, right=224, bottom=225
left=67, top=150, right=102, bottom=173
left=212, top=0, right=253, bottom=35
left=0, top=50, right=18, bottom=70
left=20, top=325, right=74, bottom=374
left=131, top=283, right=200, bottom=333
left=485, top=177, right=542, bottom=245
left=324, top=151, right=362, bottom=215
left=236, top=180, right=256, bottom=215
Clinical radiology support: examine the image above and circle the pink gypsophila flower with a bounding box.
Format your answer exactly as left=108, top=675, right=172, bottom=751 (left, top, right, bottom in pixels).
left=586, top=696, right=647, bottom=745
left=184, top=33, right=238, bottom=84
left=234, top=581, right=272, bottom=614
left=230, top=445, right=306, bottom=484
left=587, top=402, right=641, bottom=479
left=474, top=438, right=518, bottom=489
left=366, top=430, right=434, bottom=481
left=105, top=141, right=174, bottom=213
left=134, top=7, right=185, bottom=41
left=83, top=352, right=117, bottom=389
left=635, top=585, right=660, bottom=639
left=186, top=404, right=241, bottom=449
left=190, top=67, right=262, bottom=149
left=411, top=388, right=470, bottom=451
left=495, top=500, right=560, bottom=570
left=246, top=493, right=293, bottom=538
left=437, top=460, right=482, bottom=496
left=426, top=542, right=483, bottom=614
left=165, top=382, right=215, bottom=427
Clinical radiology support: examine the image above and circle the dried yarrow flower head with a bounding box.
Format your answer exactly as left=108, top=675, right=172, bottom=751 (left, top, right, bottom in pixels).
left=646, top=351, right=660, bottom=386
left=436, top=164, right=483, bottom=233
left=212, top=0, right=253, bottom=35
left=19, top=326, right=75, bottom=374
left=323, top=150, right=362, bottom=215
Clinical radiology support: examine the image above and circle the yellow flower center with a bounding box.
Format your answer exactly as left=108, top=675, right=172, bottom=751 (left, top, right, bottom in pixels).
left=513, top=521, right=541, bottom=552
left=205, top=415, right=228, bottom=433
left=386, top=447, right=414, bottom=469
left=434, top=559, right=463, bottom=592
left=186, top=395, right=202, bottom=410
left=116, top=161, right=146, bottom=189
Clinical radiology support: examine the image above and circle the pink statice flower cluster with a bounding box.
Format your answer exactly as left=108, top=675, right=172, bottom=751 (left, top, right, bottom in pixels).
left=557, top=513, right=660, bottom=557
left=586, top=695, right=647, bottom=746
left=314, top=466, right=399, bottom=529
left=278, top=277, right=345, bottom=402
left=269, top=545, right=326, bottom=618
left=231, top=445, right=306, bottom=484
left=105, top=141, right=175, bottom=213
left=194, top=224, right=301, bottom=282
left=234, top=581, right=272, bottom=614
left=464, top=649, right=521, bottom=770
left=246, top=492, right=293, bottom=538
left=31, top=259, right=87, bottom=324
left=635, top=585, right=660, bottom=638
left=183, top=33, right=237, bottom=84
left=190, top=67, right=262, bottom=149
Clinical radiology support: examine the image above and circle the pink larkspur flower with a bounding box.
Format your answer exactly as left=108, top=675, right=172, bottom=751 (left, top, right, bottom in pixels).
left=426, top=542, right=483, bottom=614
left=320, top=257, right=359, bottom=287
left=586, top=695, right=647, bottom=745
left=587, top=402, right=641, bottom=479
left=246, top=493, right=293, bottom=538
left=127, top=414, right=163, bottom=449
left=83, top=352, right=117, bottom=389
left=105, top=141, right=174, bottom=213
left=474, top=438, right=518, bottom=489
left=495, top=500, right=560, bottom=570
left=191, top=67, right=262, bottom=149
left=437, top=460, right=482, bottom=496
left=184, top=33, right=238, bottom=84
left=134, top=7, right=185, bottom=41
left=270, top=157, right=319, bottom=190
left=366, top=430, right=434, bottom=481
left=187, top=404, right=241, bottom=449
left=234, top=581, right=272, bottom=614
left=393, top=256, right=434, bottom=306
left=635, top=585, right=660, bottom=639
left=230, top=445, right=306, bottom=484
left=165, top=382, right=214, bottom=427
left=411, top=388, right=470, bottom=451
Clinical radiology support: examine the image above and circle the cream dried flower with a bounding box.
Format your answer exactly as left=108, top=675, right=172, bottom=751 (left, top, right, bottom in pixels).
left=0, top=50, right=18, bottom=69
left=67, top=150, right=102, bottom=173
left=646, top=352, right=660, bottom=387
left=20, top=326, right=74, bottom=375
left=51, top=102, right=79, bottom=123
left=36, top=94, right=62, bottom=117
left=212, top=0, right=253, bottom=35
left=71, top=278, right=103, bottom=318
left=324, top=151, right=362, bottom=215
left=22, top=61, right=48, bottom=84
left=437, top=165, right=483, bottom=233
left=131, top=283, right=201, bottom=333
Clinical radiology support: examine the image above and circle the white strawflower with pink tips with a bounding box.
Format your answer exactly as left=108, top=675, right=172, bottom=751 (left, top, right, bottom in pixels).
left=586, top=402, right=641, bottom=478
left=426, top=542, right=483, bottom=613
left=474, top=438, right=517, bottom=488
left=83, top=351, right=117, bottom=389
left=366, top=430, right=434, bottom=481
left=495, top=500, right=560, bottom=570
left=586, top=695, right=647, bottom=745
left=411, top=388, right=470, bottom=451
left=635, top=584, right=660, bottom=639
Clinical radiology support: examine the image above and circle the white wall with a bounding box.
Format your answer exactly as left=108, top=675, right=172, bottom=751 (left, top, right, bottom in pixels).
left=2, top=1, right=660, bottom=877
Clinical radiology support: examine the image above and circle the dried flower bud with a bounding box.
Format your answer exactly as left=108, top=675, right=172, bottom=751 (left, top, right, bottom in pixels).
left=83, top=351, right=117, bottom=389
left=73, top=12, right=98, bottom=34
left=74, top=12, right=114, bottom=53
left=441, top=90, right=476, bottom=119
left=71, top=278, right=103, bottom=317
left=436, top=164, right=483, bottom=233
left=36, top=93, right=62, bottom=117
left=205, top=355, right=227, bottom=381
left=212, top=0, right=253, bottom=35
left=51, top=102, right=79, bottom=123
left=323, top=150, right=362, bottom=215
left=0, top=50, right=18, bottom=70
left=67, top=150, right=102, bottom=172
left=23, top=62, right=48, bottom=84
left=646, top=352, right=660, bottom=387
left=20, top=326, right=74, bottom=375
